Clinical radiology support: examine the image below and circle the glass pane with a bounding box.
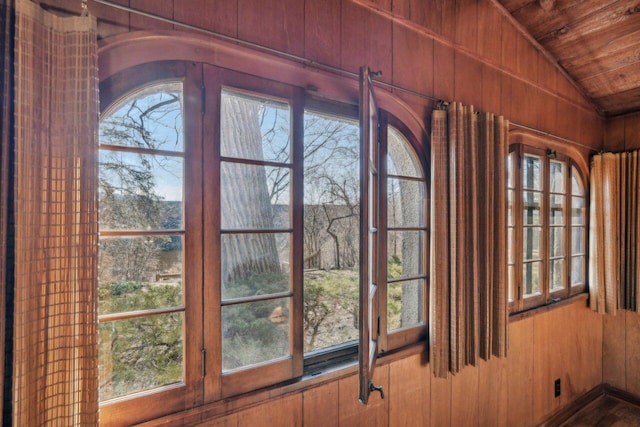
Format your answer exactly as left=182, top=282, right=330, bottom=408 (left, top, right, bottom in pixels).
left=523, top=261, right=542, bottom=296
left=572, top=196, right=585, bottom=225
left=523, top=191, right=541, bottom=225
left=221, top=162, right=290, bottom=229
left=98, top=312, right=183, bottom=401
left=571, top=166, right=584, bottom=196
left=523, top=227, right=541, bottom=261
left=388, top=178, right=424, bottom=228
left=387, top=231, right=425, bottom=279
left=550, top=227, right=564, bottom=257
left=549, top=160, right=565, bottom=193
left=100, top=82, right=184, bottom=152
left=99, top=151, right=183, bottom=230
left=508, top=189, right=514, bottom=226
left=571, top=256, right=585, bottom=285
left=302, top=108, right=361, bottom=352
left=388, top=126, right=422, bottom=178
left=303, top=269, right=358, bottom=352
left=508, top=226, right=515, bottom=264
left=221, top=233, right=290, bottom=300
left=507, top=152, right=515, bottom=189
left=550, top=195, right=565, bottom=225
left=98, top=236, right=183, bottom=314
left=508, top=264, right=515, bottom=302
left=523, top=155, right=541, bottom=190
left=550, top=259, right=565, bottom=291
left=387, top=279, right=423, bottom=331
left=572, top=226, right=585, bottom=254
left=220, top=90, right=290, bottom=163
left=222, top=298, right=290, bottom=371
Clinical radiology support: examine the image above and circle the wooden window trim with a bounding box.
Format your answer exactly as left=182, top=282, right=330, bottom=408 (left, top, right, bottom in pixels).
left=508, top=130, right=589, bottom=315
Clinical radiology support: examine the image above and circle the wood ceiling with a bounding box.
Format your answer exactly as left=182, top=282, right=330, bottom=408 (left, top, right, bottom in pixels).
left=497, top=0, right=640, bottom=117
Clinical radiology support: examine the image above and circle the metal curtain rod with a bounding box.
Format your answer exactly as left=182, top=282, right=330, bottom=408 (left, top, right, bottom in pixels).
left=92, top=0, right=595, bottom=152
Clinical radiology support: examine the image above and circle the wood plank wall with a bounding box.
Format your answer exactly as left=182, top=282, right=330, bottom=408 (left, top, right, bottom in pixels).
left=602, top=113, right=640, bottom=399
left=148, top=298, right=601, bottom=427
left=40, top=0, right=607, bottom=424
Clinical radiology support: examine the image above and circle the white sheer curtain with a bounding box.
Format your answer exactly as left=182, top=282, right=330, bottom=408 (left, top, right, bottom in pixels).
left=13, top=0, right=99, bottom=424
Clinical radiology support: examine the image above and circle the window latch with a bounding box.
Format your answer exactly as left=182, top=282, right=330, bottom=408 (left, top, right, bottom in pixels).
left=369, top=381, right=384, bottom=399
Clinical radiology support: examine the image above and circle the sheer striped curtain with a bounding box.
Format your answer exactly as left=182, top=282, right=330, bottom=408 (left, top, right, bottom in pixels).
left=589, top=151, right=640, bottom=315
left=430, top=103, right=509, bottom=378
left=13, top=0, right=99, bottom=424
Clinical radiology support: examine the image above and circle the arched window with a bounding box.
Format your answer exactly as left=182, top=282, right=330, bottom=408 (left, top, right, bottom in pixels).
left=507, top=140, right=587, bottom=313
left=98, top=60, right=429, bottom=425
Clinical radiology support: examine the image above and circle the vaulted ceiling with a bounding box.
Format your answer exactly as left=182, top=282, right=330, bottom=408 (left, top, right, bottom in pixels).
left=496, top=0, right=640, bottom=117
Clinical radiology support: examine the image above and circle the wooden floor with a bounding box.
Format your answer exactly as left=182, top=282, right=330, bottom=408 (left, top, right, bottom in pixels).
left=562, top=395, right=640, bottom=426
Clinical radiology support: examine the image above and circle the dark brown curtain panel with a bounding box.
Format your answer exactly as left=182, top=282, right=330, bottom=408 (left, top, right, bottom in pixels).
left=13, top=0, right=99, bottom=424
left=589, top=151, right=640, bottom=315
left=430, top=103, right=508, bottom=378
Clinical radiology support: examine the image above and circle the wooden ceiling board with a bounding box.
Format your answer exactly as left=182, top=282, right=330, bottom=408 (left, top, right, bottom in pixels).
left=496, top=0, right=640, bottom=116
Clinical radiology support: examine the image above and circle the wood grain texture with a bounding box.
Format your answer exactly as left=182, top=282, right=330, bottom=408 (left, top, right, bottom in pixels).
left=430, top=374, right=452, bottom=427
left=604, top=116, right=627, bottom=152
left=626, top=311, right=640, bottom=396
left=341, top=1, right=393, bottom=84
left=129, top=0, right=172, bottom=31
left=389, top=354, right=429, bottom=427
left=501, top=16, right=518, bottom=72
left=392, top=23, right=434, bottom=97
left=482, top=63, right=502, bottom=114
left=478, top=357, right=508, bottom=427
left=455, top=0, right=478, bottom=53
left=624, top=113, right=640, bottom=150
left=451, top=365, right=480, bottom=427
left=236, top=394, right=302, bottom=427
left=338, top=368, right=389, bottom=427
left=433, top=41, right=455, bottom=101
left=477, top=0, right=503, bottom=65
left=393, top=0, right=442, bottom=34
left=302, top=382, right=339, bottom=427
left=88, top=0, right=129, bottom=39
left=304, top=0, right=341, bottom=67
left=507, top=317, right=534, bottom=427
left=454, top=52, right=483, bottom=108
left=238, top=0, right=304, bottom=56
left=174, top=0, right=237, bottom=38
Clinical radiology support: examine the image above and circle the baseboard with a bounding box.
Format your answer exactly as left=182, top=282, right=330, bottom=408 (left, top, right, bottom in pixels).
left=604, top=384, right=640, bottom=407
left=538, top=384, right=604, bottom=427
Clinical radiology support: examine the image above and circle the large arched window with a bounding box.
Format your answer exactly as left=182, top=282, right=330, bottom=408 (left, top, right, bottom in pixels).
left=97, top=60, right=429, bottom=425
left=507, top=138, right=587, bottom=313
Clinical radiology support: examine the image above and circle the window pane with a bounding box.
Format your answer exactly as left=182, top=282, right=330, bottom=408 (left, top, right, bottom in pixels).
left=572, top=196, right=585, bottom=225
left=571, top=256, right=585, bottom=285
left=571, top=166, right=584, bottom=196
left=507, top=152, right=515, bottom=189
left=572, top=226, right=585, bottom=254
left=222, top=298, right=290, bottom=371
left=523, top=261, right=542, bottom=296
left=388, top=178, right=424, bottom=228
left=99, top=151, right=183, bottom=230
left=221, top=163, right=290, bottom=229
left=508, top=264, right=515, bottom=302
left=302, top=109, right=360, bottom=353
left=98, top=236, right=183, bottom=314
left=388, top=279, right=423, bottom=332
left=303, top=269, right=358, bottom=352
left=550, top=227, right=564, bottom=257
left=550, top=195, right=565, bottom=225
left=523, top=191, right=541, bottom=225
left=221, top=233, right=290, bottom=299
left=508, top=226, right=515, bottom=264
left=550, top=259, right=565, bottom=291
left=508, top=189, right=514, bottom=226
left=98, top=312, right=184, bottom=400
left=549, top=160, right=565, bottom=193
left=523, top=227, right=541, bottom=261
left=387, top=231, right=425, bottom=279
left=220, top=90, right=290, bottom=163
left=523, top=155, right=541, bottom=190
left=100, top=82, right=184, bottom=152
left=388, top=126, right=422, bottom=178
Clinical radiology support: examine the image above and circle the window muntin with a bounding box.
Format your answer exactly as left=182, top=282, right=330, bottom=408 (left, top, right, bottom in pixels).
left=98, top=81, right=186, bottom=401
left=508, top=144, right=587, bottom=312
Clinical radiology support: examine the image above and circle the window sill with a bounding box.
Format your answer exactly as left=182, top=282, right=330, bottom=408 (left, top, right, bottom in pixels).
left=509, top=292, right=589, bottom=323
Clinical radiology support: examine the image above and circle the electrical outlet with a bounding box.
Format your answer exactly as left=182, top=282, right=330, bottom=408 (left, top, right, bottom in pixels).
left=554, top=378, right=561, bottom=397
